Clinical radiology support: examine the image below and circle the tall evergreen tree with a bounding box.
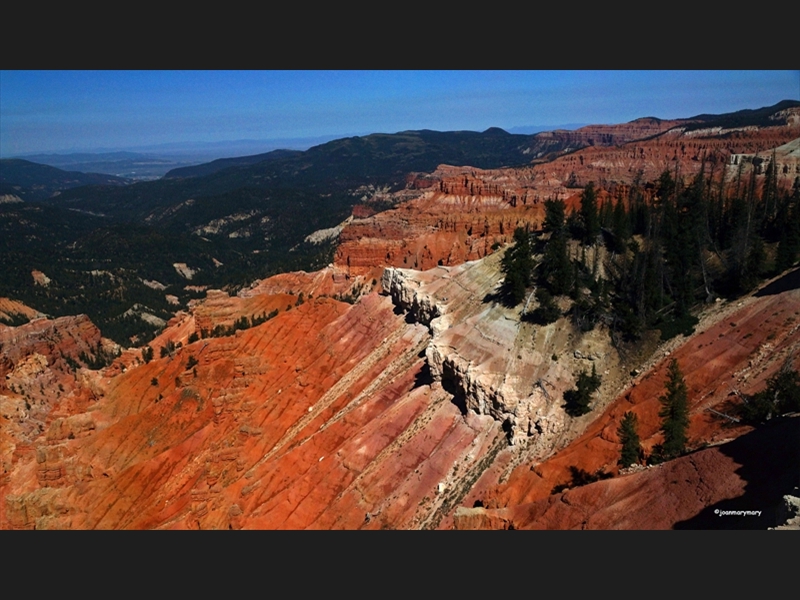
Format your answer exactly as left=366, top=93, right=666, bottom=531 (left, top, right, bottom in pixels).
left=761, top=152, right=779, bottom=230
left=662, top=171, right=706, bottom=316
left=610, top=194, right=631, bottom=253
left=775, top=178, right=800, bottom=273
left=539, top=198, right=573, bottom=295
left=657, top=169, right=676, bottom=206
left=500, top=227, right=534, bottom=306
left=543, top=198, right=566, bottom=233
left=580, top=182, right=600, bottom=245
left=657, top=359, right=690, bottom=460
left=617, top=411, right=642, bottom=467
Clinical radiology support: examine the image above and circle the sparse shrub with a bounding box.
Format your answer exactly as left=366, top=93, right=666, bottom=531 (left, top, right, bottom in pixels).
left=736, top=367, right=800, bottom=424
left=563, top=365, right=601, bottom=417
left=551, top=466, right=612, bottom=494
left=160, top=340, right=177, bottom=358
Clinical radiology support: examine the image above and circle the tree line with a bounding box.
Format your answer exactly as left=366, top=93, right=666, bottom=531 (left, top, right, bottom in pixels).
left=502, top=166, right=800, bottom=343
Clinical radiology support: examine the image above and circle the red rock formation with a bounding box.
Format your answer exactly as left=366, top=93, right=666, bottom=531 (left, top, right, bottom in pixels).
left=1, top=314, right=111, bottom=506
left=0, top=291, right=506, bottom=529
left=0, top=298, right=44, bottom=325
left=335, top=112, right=799, bottom=277
left=335, top=180, right=560, bottom=275
left=523, top=117, right=685, bottom=163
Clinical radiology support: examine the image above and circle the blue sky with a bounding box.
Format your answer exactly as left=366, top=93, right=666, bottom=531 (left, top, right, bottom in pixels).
left=1, top=70, right=798, bottom=157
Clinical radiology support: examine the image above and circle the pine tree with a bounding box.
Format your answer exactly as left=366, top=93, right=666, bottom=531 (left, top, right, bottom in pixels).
left=617, top=411, right=642, bottom=467
left=761, top=152, right=779, bottom=227
left=657, top=359, right=690, bottom=460
left=610, top=194, right=631, bottom=253
left=775, top=180, right=800, bottom=273
left=500, top=227, right=534, bottom=306
left=580, top=182, right=600, bottom=245
left=543, top=198, right=566, bottom=233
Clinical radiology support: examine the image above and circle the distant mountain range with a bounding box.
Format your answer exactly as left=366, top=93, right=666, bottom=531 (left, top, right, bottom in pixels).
left=0, top=159, right=131, bottom=201
left=8, top=135, right=356, bottom=179
left=9, top=152, right=203, bottom=181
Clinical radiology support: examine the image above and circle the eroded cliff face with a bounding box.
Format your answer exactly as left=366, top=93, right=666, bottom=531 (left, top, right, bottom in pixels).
left=6, top=256, right=791, bottom=530
left=0, top=251, right=634, bottom=530
left=0, top=315, right=109, bottom=432
left=382, top=252, right=626, bottom=458
left=0, top=314, right=113, bottom=499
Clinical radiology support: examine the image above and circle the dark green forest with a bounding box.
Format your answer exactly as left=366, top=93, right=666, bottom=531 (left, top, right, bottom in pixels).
left=503, top=161, right=800, bottom=345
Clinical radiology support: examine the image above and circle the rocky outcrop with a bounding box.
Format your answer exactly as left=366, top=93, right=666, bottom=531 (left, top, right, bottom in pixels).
left=31, top=270, right=51, bottom=287
left=772, top=491, right=800, bottom=530
left=0, top=314, right=111, bottom=502
left=382, top=252, right=622, bottom=453
left=381, top=268, right=443, bottom=326
left=335, top=179, right=558, bottom=276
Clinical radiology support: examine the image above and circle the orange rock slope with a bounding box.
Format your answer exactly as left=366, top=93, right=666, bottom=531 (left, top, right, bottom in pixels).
left=1, top=291, right=510, bottom=529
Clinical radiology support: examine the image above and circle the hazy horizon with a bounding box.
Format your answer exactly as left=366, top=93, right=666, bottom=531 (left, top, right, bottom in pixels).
left=2, top=70, right=798, bottom=158
left=6, top=123, right=595, bottom=161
